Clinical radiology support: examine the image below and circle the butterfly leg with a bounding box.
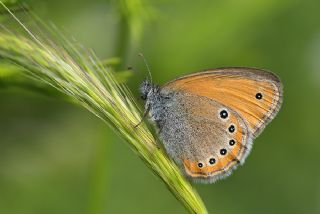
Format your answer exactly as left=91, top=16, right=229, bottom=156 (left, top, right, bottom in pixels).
left=134, top=105, right=150, bottom=128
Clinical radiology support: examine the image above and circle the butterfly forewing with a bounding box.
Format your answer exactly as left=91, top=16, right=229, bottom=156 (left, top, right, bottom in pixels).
left=163, top=67, right=283, bottom=136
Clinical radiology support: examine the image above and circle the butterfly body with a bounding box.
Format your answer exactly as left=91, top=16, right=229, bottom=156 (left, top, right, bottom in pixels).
left=140, top=67, right=283, bottom=183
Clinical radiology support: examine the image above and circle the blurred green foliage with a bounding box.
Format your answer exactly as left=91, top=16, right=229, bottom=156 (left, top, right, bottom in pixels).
left=0, top=0, right=320, bottom=214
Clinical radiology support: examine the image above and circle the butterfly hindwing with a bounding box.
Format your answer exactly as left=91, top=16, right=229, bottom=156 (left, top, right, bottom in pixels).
left=157, top=91, right=252, bottom=183
left=162, top=67, right=283, bottom=136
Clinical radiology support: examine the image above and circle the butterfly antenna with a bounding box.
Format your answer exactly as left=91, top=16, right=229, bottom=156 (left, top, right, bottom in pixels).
left=139, top=53, right=152, bottom=82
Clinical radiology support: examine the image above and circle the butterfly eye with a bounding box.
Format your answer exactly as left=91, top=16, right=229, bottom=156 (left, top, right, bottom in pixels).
left=220, top=149, right=227, bottom=155
left=228, top=125, right=235, bottom=133
left=229, top=139, right=235, bottom=146
left=209, top=158, right=216, bottom=165
left=219, top=110, right=228, bottom=119
left=198, top=162, right=203, bottom=168
left=255, top=92, right=263, bottom=100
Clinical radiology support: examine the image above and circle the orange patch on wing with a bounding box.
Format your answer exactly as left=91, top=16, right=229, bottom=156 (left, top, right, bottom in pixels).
left=183, top=144, right=243, bottom=177
left=183, top=150, right=237, bottom=177
left=229, top=112, right=247, bottom=155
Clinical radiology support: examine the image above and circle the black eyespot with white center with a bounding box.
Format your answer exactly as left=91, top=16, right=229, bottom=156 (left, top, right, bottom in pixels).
left=229, top=139, right=235, bottom=146
left=209, top=158, right=216, bottom=165
left=228, top=125, right=235, bottom=133
left=220, top=149, right=227, bottom=155
left=198, top=162, right=203, bottom=168
left=220, top=110, right=228, bottom=119
left=256, top=92, right=263, bottom=100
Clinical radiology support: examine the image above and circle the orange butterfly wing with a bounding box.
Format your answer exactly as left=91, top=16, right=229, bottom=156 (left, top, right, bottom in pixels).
left=163, top=67, right=283, bottom=136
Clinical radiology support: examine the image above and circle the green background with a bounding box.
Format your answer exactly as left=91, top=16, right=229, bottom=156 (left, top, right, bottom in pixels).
left=1, top=0, right=320, bottom=213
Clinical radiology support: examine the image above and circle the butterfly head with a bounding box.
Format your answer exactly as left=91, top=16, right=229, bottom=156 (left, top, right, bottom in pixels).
left=139, top=79, right=159, bottom=100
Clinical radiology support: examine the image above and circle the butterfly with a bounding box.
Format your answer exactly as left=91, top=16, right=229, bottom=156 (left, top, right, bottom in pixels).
left=140, top=67, right=283, bottom=183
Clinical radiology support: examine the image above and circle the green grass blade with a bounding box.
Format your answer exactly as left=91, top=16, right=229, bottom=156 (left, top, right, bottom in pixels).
left=0, top=3, right=208, bottom=213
